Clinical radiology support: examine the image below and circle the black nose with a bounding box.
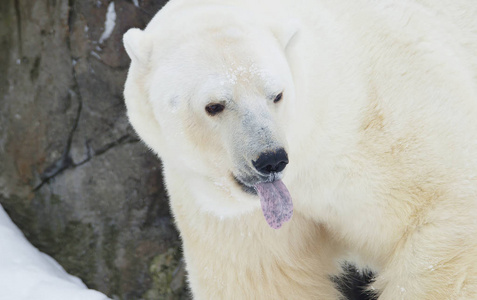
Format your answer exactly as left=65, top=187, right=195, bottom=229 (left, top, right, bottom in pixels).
left=252, top=148, right=289, bottom=174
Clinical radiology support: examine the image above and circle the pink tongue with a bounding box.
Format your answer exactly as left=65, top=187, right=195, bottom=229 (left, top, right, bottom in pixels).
left=254, top=180, right=293, bottom=229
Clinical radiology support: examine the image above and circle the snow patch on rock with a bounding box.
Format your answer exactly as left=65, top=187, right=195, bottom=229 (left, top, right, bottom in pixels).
left=0, top=205, right=110, bottom=300
left=99, top=2, right=116, bottom=44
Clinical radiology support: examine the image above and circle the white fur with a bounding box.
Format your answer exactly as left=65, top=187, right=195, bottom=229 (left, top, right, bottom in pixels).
left=124, top=0, right=477, bottom=298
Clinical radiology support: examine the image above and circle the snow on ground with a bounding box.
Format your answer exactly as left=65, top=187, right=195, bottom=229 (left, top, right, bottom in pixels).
left=0, top=205, right=110, bottom=300
left=99, top=2, right=116, bottom=44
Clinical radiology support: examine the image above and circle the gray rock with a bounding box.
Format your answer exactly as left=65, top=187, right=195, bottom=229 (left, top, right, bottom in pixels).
left=0, top=0, right=188, bottom=299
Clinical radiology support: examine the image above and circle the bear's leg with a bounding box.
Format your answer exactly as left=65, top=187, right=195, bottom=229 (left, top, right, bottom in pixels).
left=370, top=222, right=477, bottom=299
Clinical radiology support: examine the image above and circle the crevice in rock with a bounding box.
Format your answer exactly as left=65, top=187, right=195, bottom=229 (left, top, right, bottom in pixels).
left=74, top=134, right=140, bottom=168
left=33, top=0, right=84, bottom=191
left=33, top=88, right=81, bottom=191
left=13, top=0, right=22, bottom=56
left=88, top=52, right=131, bottom=70
left=67, top=0, right=76, bottom=32
left=34, top=133, right=140, bottom=191
left=29, top=56, right=41, bottom=81
left=33, top=0, right=142, bottom=191
left=65, top=0, right=81, bottom=168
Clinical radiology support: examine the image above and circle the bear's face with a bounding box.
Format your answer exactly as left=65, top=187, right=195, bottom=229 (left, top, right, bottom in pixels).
left=154, top=36, right=293, bottom=184
left=124, top=7, right=299, bottom=217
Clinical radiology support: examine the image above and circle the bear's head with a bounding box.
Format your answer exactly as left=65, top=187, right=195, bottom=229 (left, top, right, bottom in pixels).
left=123, top=4, right=300, bottom=228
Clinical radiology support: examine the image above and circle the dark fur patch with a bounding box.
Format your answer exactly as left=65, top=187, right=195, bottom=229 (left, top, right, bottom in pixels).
left=332, top=263, right=378, bottom=300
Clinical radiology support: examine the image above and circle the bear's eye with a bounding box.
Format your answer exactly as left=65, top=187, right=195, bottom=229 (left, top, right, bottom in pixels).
left=273, top=92, right=283, bottom=103
left=205, top=103, right=225, bottom=116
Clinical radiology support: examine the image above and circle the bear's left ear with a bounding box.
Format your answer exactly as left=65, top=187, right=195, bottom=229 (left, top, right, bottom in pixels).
left=272, top=18, right=301, bottom=50
left=123, top=28, right=152, bottom=66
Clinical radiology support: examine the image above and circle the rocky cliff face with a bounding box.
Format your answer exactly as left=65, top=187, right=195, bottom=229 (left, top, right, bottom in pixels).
left=0, top=0, right=188, bottom=299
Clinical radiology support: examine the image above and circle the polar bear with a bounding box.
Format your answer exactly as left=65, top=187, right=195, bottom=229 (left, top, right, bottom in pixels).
left=123, top=0, right=477, bottom=299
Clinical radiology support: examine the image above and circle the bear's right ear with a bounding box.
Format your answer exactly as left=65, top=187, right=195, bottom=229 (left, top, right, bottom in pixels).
left=123, top=28, right=152, bottom=66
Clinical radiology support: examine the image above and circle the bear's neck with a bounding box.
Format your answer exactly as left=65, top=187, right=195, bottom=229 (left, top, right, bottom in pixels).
left=165, top=170, right=341, bottom=299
